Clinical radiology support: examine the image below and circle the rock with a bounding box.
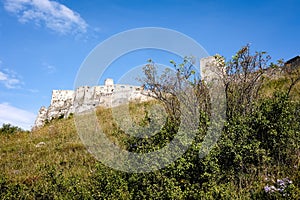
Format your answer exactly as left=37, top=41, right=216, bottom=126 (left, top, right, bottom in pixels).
left=35, top=142, right=46, bottom=148
left=12, top=170, right=20, bottom=175
left=33, top=106, right=48, bottom=129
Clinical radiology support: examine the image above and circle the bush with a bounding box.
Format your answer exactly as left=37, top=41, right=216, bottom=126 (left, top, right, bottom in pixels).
left=0, top=123, right=23, bottom=135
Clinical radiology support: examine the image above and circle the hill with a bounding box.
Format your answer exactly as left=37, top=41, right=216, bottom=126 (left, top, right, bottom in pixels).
left=1, top=54, right=300, bottom=199
left=1, top=94, right=300, bottom=199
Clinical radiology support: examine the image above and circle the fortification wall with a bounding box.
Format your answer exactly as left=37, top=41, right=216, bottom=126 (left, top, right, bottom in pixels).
left=33, top=79, right=153, bottom=129
left=51, top=90, right=74, bottom=105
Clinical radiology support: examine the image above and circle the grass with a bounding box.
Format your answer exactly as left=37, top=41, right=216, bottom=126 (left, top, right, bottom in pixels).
left=0, top=100, right=160, bottom=185
left=260, top=70, right=300, bottom=100
left=0, top=117, right=96, bottom=184
left=0, top=76, right=299, bottom=199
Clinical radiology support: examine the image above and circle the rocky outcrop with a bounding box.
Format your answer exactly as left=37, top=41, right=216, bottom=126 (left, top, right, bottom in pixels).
left=33, top=79, right=153, bottom=129
left=34, top=106, right=48, bottom=128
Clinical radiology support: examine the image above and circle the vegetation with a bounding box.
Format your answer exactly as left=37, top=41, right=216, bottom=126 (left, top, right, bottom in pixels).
left=0, top=123, right=25, bottom=135
left=0, top=45, right=299, bottom=199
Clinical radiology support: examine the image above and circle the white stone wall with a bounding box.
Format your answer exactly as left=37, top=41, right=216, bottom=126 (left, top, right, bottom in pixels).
left=200, top=56, right=225, bottom=83
left=33, top=80, right=153, bottom=129
left=51, top=90, right=74, bottom=105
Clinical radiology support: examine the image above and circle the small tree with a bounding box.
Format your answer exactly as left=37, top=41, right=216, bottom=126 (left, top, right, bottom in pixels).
left=214, top=44, right=272, bottom=118
left=0, top=123, right=23, bottom=134
left=139, top=57, right=203, bottom=125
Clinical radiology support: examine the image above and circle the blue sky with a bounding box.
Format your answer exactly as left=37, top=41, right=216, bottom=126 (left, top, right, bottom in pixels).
left=0, top=0, right=299, bottom=130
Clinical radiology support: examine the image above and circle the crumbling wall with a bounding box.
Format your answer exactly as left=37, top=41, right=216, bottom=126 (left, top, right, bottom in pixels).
left=46, top=90, right=74, bottom=121
left=33, top=79, right=153, bottom=129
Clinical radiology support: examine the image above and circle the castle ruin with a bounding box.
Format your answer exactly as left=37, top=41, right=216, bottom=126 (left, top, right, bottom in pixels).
left=34, top=78, right=153, bottom=128
left=33, top=56, right=224, bottom=129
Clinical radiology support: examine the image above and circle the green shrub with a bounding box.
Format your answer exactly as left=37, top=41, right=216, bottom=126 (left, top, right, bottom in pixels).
left=0, top=123, right=23, bottom=135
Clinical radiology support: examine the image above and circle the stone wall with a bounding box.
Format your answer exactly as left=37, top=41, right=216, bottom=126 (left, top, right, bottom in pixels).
left=33, top=79, right=153, bottom=129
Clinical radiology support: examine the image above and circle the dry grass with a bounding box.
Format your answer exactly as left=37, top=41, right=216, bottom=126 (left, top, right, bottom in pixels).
left=260, top=75, right=300, bottom=100
left=0, top=100, right=161, bottom=184
left=0, top=117, right=96, bottom=184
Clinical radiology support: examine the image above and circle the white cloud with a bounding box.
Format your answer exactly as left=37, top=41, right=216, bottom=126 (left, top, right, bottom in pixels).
left=0, top=71, right=8, bottom=81
left=0, top=69, right=22, bottom=89
left=0, top=102, right=36, bottom=130
left=42, top=62, right=56, bottom=73
left=28, top=88, right=39, bottom=93
left=4, top=0, right=88, bottom=35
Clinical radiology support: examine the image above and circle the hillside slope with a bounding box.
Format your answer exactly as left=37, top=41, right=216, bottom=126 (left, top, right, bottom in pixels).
left=1, top=78, right=299, bottom=199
